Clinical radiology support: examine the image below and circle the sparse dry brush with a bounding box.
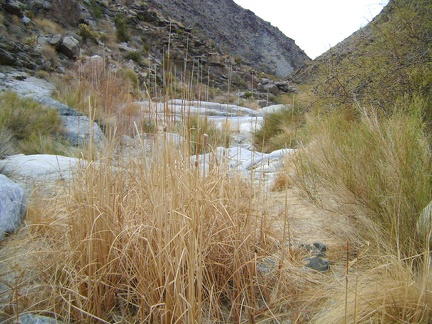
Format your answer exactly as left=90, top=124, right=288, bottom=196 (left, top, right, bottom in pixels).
left=53, top=58, right=142, bottom=137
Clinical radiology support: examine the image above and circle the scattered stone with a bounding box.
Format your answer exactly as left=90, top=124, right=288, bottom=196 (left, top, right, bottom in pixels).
left=313, top=242, right=327, bottom=255
left=0, top=174, right=26, bottom=241
left=300, top=241, right=329, bottom=271
left=0, top=48, right=16, bottom=66
left=21, top=15, right=31, bottom=25
left=304, top=256, right=330, bottom=272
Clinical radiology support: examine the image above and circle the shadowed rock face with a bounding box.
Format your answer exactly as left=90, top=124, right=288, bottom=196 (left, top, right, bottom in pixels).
left=149, top=0, right=311, bottom=77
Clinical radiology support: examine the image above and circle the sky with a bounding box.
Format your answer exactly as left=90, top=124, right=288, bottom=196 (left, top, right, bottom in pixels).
left=233, top=0, right=390, bottom=59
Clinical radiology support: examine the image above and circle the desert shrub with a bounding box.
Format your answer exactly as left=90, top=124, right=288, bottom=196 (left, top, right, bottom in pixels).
left=33, top=18, right=63, bottom=34
left=293, top=99, right=432, bottom=258
left=53, top=61, right=141, bottom=137
left=312, top=255, right=432, bottom=323
left=78, top=23, right=100, bottom=42
left=117, top=67, right=139, bottom=89
left=40, top=43, right=57, bottom=68
left=27, top=139, right=308, bottom=323
left=124, top=50, right=141, bottom=63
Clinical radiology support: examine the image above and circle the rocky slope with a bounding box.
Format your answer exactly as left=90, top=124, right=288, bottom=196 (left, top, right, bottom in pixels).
left=0, top=0, right=310, bottom=94
left=149, top=0, right=310, bottom=77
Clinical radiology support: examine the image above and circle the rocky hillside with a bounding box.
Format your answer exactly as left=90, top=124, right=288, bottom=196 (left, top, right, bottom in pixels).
left=149, top=0, right=310, bottom=77
left=0, top=0, right=310, bottom=94
left=291, top=0, right=432, bottom=109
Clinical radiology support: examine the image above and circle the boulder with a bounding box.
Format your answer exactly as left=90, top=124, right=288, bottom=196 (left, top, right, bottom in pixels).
left=0, top=154, right=81, bottom=182
left=61, top=115, right=105, bottom=147
left=49, top=34, right=63, bottom=47
left=58, top=36, right=80, bottom=59
left=1, top=73, right=55, bottom=97
left=0, top=174, right=26, bottom=240
left=26, top=94, right=79, bottom=116
left=4, top=0, right=23, bottom=17
left=259, top=104, right=287, bottom=115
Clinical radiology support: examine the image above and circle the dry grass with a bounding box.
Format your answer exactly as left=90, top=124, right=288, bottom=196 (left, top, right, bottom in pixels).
left=1, top=134, right=321, bottom=323
left=33, top=18, right=64, bottom=34
left=53, top=59, right=142, bottom=137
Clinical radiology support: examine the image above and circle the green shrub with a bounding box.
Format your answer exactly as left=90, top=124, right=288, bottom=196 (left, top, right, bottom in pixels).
left=124, top=50, right=141, bottom=63
left=78, top=23, right=100, bottom=42
left=88, top=0, right=102, bottom=19
left=114, top=13, right=130, bottom=42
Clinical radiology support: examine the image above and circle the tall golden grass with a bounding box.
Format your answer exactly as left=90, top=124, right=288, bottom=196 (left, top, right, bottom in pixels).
left=17, top=129, right=319, bottom=323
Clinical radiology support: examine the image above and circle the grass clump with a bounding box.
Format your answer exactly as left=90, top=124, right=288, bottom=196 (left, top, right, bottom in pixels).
left=0, top=92, right=66, bottom=155
left=184, top=115, right=230, bottom=155
left=0, top=128, right=17, bottom=158
left=254, top=104, right=306, bottom=152
left=26, top=139, right=307, bottom=323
